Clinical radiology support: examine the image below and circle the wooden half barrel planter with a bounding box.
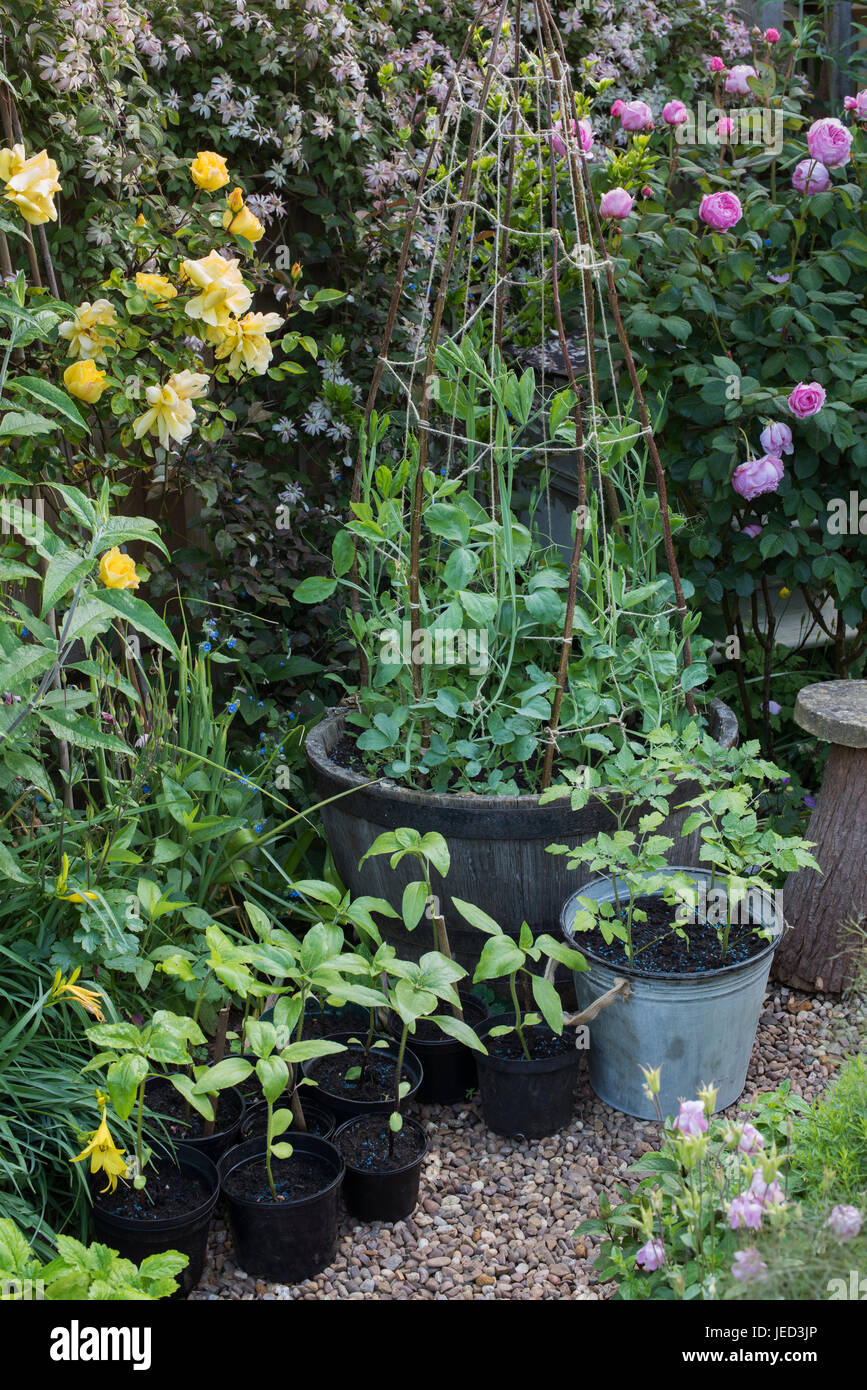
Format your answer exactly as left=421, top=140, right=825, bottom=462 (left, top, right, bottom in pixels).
left=305, top=700, right=739, bottom=974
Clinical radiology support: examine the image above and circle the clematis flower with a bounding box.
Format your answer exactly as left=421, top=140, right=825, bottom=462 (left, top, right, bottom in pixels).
left=209, top=311, right=283, bottom=377
left=135, top=272, right=178, bottom=303
left=699, top=191, right=742, bottom=231
left=807, top=118, right=853, bottom=168
left=760, top=421, right=794, bottom=456
left=676, top=1100, right=708, bottom=1136
left=57, top=299, right=117, bottom=362
left=132, top=370, right=209, bottom=450
left=792, top=159, right=831, bottom=194
left=180, top=250, right=252, bottom=327
left=635, top=1238, right=665, bottom=1271
left=0, top=144, right=61, bottom=224
left=732, top=455, right=784, bottom=500
left=725, top=65, right=757, bottom=96
left=825, top=1205, right=862, bottom=1242
left=764, top=700, right=782, bottom=716
left=742, top=524, right=763, bottom=538
left=63, top=360, right=109, bottom=405
left=71, top=1098, right=129, bottom=1194
left=788, top=381, right=826, bottom=418
left=599, top=187, right=634, bottom=220
left=190, top=150, right=229, bottom=191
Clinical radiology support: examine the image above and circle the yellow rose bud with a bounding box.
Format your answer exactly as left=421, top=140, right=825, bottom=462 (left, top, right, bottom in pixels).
left=190, top=150, right=229, bottom=192
left=98, top=547, right=140, bottom=591
left=224, top=204, right=264, bottom=243
left=63, top=359, right=109, bottom=404
left=135, top=212, right=147, bottom=227
left=291, top=261, right=302, bottom=281
left=227, top=185, right=245, bottom=213
left=779, top=586, right=791, bottom=598
left=135, top=272, right=178, bottom=303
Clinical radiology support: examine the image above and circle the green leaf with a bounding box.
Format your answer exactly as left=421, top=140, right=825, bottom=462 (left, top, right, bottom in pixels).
left=452, top=897, right=503, bottom=936
left=256, top=1055, right=290, bottom=1104
left=9, top=377, right=86, bottom=429
left=106, top=1054, right=148, bottom=1120
left=39, top=710, right=131, bottom=756
left=473, top=934, right=524, bottom=982
left=192, top=1057, right=254, bottom=1093
left=402, top=879, right=428, bottom=930
left=294, top=576, right=337, bottom=603
left=332, top=531, right=355, bottom=577
left=41, top=548, right=92, bottom=617
left=430, top=1015, right=487, bottom=1053
left=0, top=410, right=59, bottom=438
left=91, top=590, right=178, bottom=657
left=0, top=643, right=56, bottom=689
left=531, top=973, right=564, bottom=1034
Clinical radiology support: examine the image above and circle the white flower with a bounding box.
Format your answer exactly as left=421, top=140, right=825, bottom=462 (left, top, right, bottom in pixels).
left=311, top=113, right=335, bottom=140
left=273, top=418, right=298, bottom=444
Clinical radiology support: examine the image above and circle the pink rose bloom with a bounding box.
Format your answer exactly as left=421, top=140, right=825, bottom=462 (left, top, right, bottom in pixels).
left=550, top=117, right=593, bottom=158
left=610, top=99, right=625, bottom=118
left=662, top=100, right=688, bottom=126
left=742, top=524, right=763, bottom=539
left=708, top=56, right=726, bottom=73
left=577, top=118, right=593, bottom=152
left=732, top=455, right=785, bottom=500
left=725, top=64, right=757, bottom=96
left=699, top=190, right=743, bottom=231
left=620, top=99, right=654, bottom=131
left=675, top=1100, right=708, bottom=1137
left=788, top=381, right=826, bottom=418
left=792, top=158, right=832, bottom=194
left=844, top=91, right=867, bottom=120
left=729, top=1193, right=764, bottom=1231
left=807, top=117, right=853, bottom=167
left=765, top=28, right=780, bottom=44
left=760, top=421, right=794, bottom=456
left=826, top=1205, right=862, bottom=1242
left=635, top=1238, right=665, bottom=1271
left=599, top=186, right=634, bottom=220
left=732, top=1249, right=768, bottom=1283
left=717, top=117, right=734, bottom=141
left=738, top=1123, right=765, bottom=1155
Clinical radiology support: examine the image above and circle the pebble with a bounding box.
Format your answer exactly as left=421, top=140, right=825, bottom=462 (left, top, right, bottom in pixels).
left=189, top=985, right=863, bottom=1302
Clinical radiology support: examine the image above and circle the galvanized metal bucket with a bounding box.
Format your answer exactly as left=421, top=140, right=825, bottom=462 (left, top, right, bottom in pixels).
left=560, top=867, right=784, bottom=1121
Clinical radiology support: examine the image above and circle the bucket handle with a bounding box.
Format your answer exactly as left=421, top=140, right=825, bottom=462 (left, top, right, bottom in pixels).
left=543, top=955, right=631, bottom=1025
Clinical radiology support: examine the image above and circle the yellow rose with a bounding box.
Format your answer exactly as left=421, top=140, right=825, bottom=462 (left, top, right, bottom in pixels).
left=132, top=370, right=209, bottom=450
left=222, top=203, right=265, bottom=244
left=63, top=359, right=109, bottom=404
left=98, top=547, right=140, bottom=591
left=135, top=272, right=178, bottom=304
left=210, top=311, right=282, bottom=377
left=190, top=150, right=229, bottom=191
left=57, top=299, right=117, bottom=362
left=180, top=250, right=251, bottom=327
left=0, top=143, right=61, bottom=225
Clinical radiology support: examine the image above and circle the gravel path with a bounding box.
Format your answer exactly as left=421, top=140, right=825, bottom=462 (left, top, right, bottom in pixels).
left=190, top=984, right=864, bottom=1301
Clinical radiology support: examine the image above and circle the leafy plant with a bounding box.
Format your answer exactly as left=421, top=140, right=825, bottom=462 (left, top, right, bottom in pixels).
left=0, top=1216, right=187, bottom=1300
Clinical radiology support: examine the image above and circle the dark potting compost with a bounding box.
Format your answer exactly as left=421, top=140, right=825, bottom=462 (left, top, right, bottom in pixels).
left=308, top=1046, right=409, bottom=1103
left=582, top=894, right=769, bottom=974
left=146, top=1075, right=243, bottom=1139
left=94, top=1166, right=209, bottom=1221
left=222, top=1152, right=335, bottom=1204
left=336, top=1114, right=426, bottom=1172
left=484, top=1023, right=574, bottom=1062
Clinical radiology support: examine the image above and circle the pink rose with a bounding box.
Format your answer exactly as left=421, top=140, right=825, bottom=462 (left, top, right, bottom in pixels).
left=610, top=99, right=625, bottom=118
left=620, top=100, right=654, bottom=131
left=708, top=56, right=726, bottom=74
left=760, top=421, right=794, bottom=456
left=844, top=91, right=867, bottom=120
left=732, top=455, right=785, bottom=500
left=635, top=1238, right=665, bottom=1271
left=807, top=117, right=853, bottom=167
left=717, top=117, right=734, bottom=141
left=641, top=185, right=652, bottom=198
left=662, top=100, right=688, bottom=127
left=577, top=118, right=593, bottom=152
left=742, top=524, right=763, bottom=539
left=699, top=190, right=743, bottom=231
left=599, top=186, right=634, bottom=220
left=787, top=381, right=826, bottom=418
left=765, top=28, right=780, bottom=44
left=792, top=158, right=832, bottom=194
left=550, top=117, right=593, bottom=158
left=725, top=64, right=757, bottom=96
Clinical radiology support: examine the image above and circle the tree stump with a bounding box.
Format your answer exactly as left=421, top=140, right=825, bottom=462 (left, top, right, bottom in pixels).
left=772, top=680, right=867, bottom=994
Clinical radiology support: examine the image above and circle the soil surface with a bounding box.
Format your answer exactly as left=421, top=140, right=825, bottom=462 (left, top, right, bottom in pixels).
left=307, top=1043, right=413, bottom=1104
left=485, top=1023, right=575, bottom=1062
left=223, top=1152, right=336, bottom=1205
left=337, top=1115, right=426, bottom=1173
left=95, top=1164, right=211, bottom=1221
left=577, top=894, right=769, bottom=974
left=402, top=996, right=488, bottom=1044
left=146, top=1076, right=243, bottom=1140
left=242, top=1101, right=334, bottom=1141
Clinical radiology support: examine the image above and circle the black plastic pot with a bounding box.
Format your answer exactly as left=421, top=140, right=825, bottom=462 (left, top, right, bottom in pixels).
left=218, top=1135, right=344, bottom=1283
left=386, top=992, right=489, bottom=1105
left=474, top=1016, right=581, bottom=1139
left=334, top=1115, right=428, bottom=1223
left=241, top=1097, right=335, bottom=1143
left=145, top=1076, right=245, bottom=1161
left=90, top=1145, right=219, bottom=1299
left=300, top=1031, right=423, bottom=1124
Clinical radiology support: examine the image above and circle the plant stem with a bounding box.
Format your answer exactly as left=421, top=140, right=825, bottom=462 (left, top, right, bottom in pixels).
left=510, top=970, right=531, bottom=1061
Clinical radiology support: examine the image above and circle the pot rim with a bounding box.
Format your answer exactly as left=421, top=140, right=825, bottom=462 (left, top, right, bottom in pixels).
left=301, top=1032, right=423, bottom=1097
left=384, top=991, right=488, bottom=1049
left=91, top=1146, right=220, bottom=1226
left=218, top=1133, right=345, bottom=1211
left=333, top=1114, right=429, bottom=1178
left=560, top=866, right=784, bottom=983
left=145, top=1076, right=246, bottom=1141
left=475, top=1015, right=581, bottom=1072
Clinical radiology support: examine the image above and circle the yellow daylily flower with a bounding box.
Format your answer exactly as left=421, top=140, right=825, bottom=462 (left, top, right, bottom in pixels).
left=180, top=250, right=251, bottom=328
left=63, top=359, right=109, bottom=404
left=190, top=150, right=229, bottom=191
left=71, top=1100, right=129, bottom=1193
left=48, top=967, right=106, bottom=1022
left=57, top=299, right=117, bottom=363
left=0, top=143, right=61, bottom=224
left=132, top=370, right=209, bottom=450
left=135, top=272, right=178, bottom=304
left=222, top=203, right=264, bottom=244
left=98, top=546, right=140, bottom=591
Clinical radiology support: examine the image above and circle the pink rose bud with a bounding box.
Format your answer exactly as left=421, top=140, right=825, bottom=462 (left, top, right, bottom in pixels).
left=760, top=421, right=794, bottom=456
left=717, top=117, right=735, bottom=140
left=699, top=190, right=743, bottom=231
left=675, top=1100, right=708, bottom=1137
left=577, top=118, right=593, bottom=152
left=792, top=158, right=832, bottom=194
left=641, top=185, right=653, bottom=198
left=826, top=1205, right=862, bottom=1242
left=844, top=91, right=867, bottom=119
left=708, top=56, right=726, bottom=73
left=732, top=455, right=785, bottom=500
left=599, top=186, right=634, bottom=220
left=787, top=381, right=826, bottom=418
left=662, top=100, right=688, bottom=126
left=620, top=99, right=654, bottom=131
left=807, top=117, right=853, bottom=167
left=610, top=99, right=625, bottom=118
left=742, top=524, right=763, bottom=538
left=725, top=64, right=757, bottom=95
left=765, top=28, right=780, bottom=44
left=635, top=1238, right=665, bottom=1271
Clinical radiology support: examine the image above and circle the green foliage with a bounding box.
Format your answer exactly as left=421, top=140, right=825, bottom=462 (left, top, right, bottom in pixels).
left=0, top=1217, right=187, bottom=1300
left=788, top=1056, right=867, bottom=1207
